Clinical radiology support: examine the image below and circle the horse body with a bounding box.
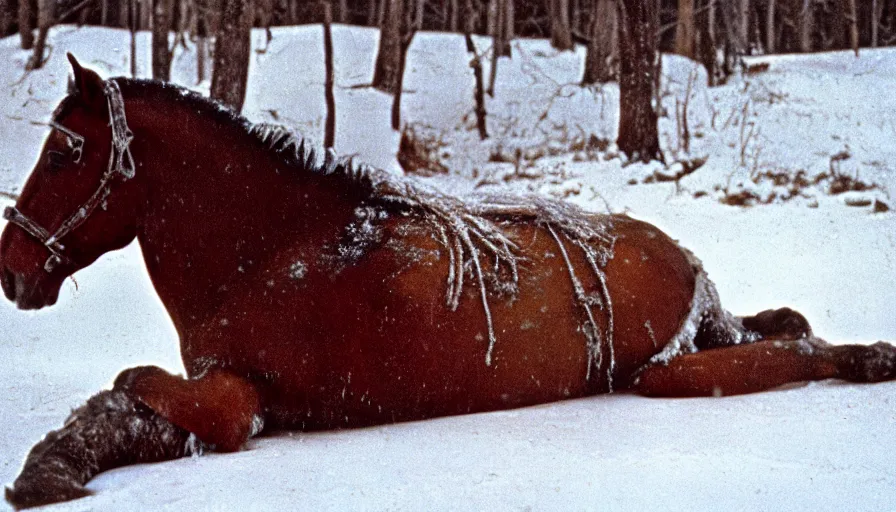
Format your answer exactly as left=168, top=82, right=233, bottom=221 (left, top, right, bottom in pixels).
left=1, top=56, right=894, bottom=509
left=125, top=84, right=697, bottom=426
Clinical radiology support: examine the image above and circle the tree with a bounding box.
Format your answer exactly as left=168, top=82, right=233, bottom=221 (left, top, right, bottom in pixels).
left=26, top=0, right=53, bottom=70
left=129, top=0, right=138, bottom=77
left=846, top=0, right=859, bottom=55
left=797, top=0, right=812, bottom=52
left=550, top=0, right=574, bottom=50
left=487, top=0, right=512, bottom=95
left=675, top=0, right=694, bottom=58
left=717, top=0, right=747, bottom=72
left=491, top=0, right=512, bottom=57
left=19, top=0, right=34, bottom=49
left=871, top=0, right=882, bottom=47
left=1, top=0, right=12, bottom=36
left=616, top=0, right=661, bottom=162
left=210, top=0, right=254, bottom=112
left=695, top=0, right=718, bottom=85
left=152, top=0, right=176, bottom=81
left=372, top=0, right=402, bottom=94
left=391, top=2, right=419, bottom=130
left=583, top=0, right=617, bottom=84
left=465, top=33, right=489, bottom=140
left=322, top=1, right=336, bottom=148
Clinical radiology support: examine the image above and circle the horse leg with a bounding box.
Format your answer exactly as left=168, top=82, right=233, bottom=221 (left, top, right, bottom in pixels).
left=112, top=365, right=264, bottom=452
left=634, top=337, right=896, bottom=397
left=6, top=389, right=194, bottom=509
left=6, top=367, right=263, bottom=509
left=695, top=306, right=813, bottom=351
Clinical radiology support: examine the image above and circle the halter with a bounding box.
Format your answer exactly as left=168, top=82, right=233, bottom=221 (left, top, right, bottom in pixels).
left=2, top=80, right=136, bottom=273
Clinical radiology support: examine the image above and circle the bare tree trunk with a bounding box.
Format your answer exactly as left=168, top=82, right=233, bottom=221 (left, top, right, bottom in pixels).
left=464, top=0, right=476, bottom=48
left=798, top=0, right=812, bottom=51
left=487, top=2, right=501, bottom=96
left=119, top=0, right=129, bottom=26
left=766, top=0, right=776, bottom=53
left=27, top=0, right=53, bottom=70
left=717, top=0, right=745, bottom=69
left=129, top=0, right=138, bottom=76
left=141, top=0, right=152, bottom=29
left=846, top=0, right=858, bottom=56
left=337, top=0, right=347, bottom=23
left=499, top=0, right=511, bottom=56
left=197, top=13, right=208, bottom=83
left=210, top=0, right=254, bottom=112
left=829, top=0, right=846, bottom=49
left=696, top=0, right=717, bottom=85
left=505, top=0, right=514, bottom=44
left=391, top=6, right=417, bottom=130
left=465, top=33, right=488, bottom=139
left=1, top=0, right=10, bottom=36
left=550, top=0, right=574, bottom=50
left=582, top=0, right=616, bottom=84
left=367, top=0, right=376, bottom=25
left=152, top=0, right=175, bottom=80
left=101, top=0, right=109, bottom=24
left=19, top=0, right=34, bottom=49
left=617, top=0, right=661, bottom=162
left=449, top=0, right=458, bottom=31
left=871, top=0, right=880, bottom=47
left=414, top=0, right=423, bottom=30
left=675, top=0, right=694, bottom=57
left=487, top=0, right=511, bottom=94
left=322, top=1, right=336, bottom=148
left=373, top=0, right=402, bottom=94
left=738, top=0, right=749, bottom=54
left=391, top=31, right=414, bottom=130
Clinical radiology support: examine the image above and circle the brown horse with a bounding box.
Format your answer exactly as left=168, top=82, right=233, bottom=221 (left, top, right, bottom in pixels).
left=1, top=55, right=894, bottom=509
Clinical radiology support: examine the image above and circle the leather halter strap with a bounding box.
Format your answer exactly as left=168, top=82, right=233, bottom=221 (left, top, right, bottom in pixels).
left=2, top=80, right=136, bottom=273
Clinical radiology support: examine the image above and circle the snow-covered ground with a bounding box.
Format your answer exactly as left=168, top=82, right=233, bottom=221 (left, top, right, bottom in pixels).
left=1, top=25, right=895, bottom=511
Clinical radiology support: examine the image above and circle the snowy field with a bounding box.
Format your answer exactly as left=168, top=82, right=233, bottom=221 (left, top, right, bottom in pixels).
left=1, top=25, right=895, bottom=511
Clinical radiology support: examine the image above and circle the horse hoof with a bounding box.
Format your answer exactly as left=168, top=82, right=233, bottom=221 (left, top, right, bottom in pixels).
left=847, top=342, right=896, bottom=383
left=5, top=475, right=92, bottom=510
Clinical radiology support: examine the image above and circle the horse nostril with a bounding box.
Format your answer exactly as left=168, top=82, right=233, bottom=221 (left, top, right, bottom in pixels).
left=1, top=267, right=15, bottom=302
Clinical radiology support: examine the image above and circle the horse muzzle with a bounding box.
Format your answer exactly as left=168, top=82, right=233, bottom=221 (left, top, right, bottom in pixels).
left=0, top=265, right=59, bottom=310
left=1, top=265, right=14, bottom=302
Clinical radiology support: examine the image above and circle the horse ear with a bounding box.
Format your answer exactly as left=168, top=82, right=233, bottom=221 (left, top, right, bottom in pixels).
left=67, top=53, right=105, bottom=108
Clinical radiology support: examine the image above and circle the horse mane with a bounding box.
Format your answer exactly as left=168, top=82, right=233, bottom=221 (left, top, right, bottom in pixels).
left=58, top=76, right=621, bottom=386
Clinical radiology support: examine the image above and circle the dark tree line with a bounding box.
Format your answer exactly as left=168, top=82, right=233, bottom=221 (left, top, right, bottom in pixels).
left=5, top=0, right=895, bottom=163
left=6, top=0, right=896, bottom=55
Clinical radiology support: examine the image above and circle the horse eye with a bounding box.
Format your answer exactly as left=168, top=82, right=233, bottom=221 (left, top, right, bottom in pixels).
left=47, top=151, right=65, bottom=171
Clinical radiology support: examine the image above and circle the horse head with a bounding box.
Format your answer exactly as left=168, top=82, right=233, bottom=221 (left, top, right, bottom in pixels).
left=0, top=54, right=141, bottom=310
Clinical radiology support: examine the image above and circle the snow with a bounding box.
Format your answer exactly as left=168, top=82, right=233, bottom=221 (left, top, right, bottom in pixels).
left=2, top=25, right=896, bottom=510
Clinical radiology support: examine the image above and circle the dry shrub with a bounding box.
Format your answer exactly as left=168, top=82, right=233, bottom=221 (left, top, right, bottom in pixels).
left=397, top=124, right=450, bottom=176
left=708, top=166, right=887, bottom=210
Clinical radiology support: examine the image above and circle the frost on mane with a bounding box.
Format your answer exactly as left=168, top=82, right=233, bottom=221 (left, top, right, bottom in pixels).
left=249, top=123, right=625, bottom=388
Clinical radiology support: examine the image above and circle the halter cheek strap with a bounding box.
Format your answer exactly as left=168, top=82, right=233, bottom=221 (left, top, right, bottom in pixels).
left=2, top=80, right=136, bottom=273
left=2, top=206, right=75, bottom=271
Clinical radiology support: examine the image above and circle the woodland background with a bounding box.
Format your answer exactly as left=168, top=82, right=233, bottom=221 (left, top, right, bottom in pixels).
left=4, top=0, right=895, bottom=168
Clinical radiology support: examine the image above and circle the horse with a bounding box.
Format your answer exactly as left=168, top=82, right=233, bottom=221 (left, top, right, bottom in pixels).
left=1, top=54, right=894, bottom=509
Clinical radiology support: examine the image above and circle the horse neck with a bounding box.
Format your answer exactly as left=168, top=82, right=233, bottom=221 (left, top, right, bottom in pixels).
left=124, top=95, right=361, bottom=331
